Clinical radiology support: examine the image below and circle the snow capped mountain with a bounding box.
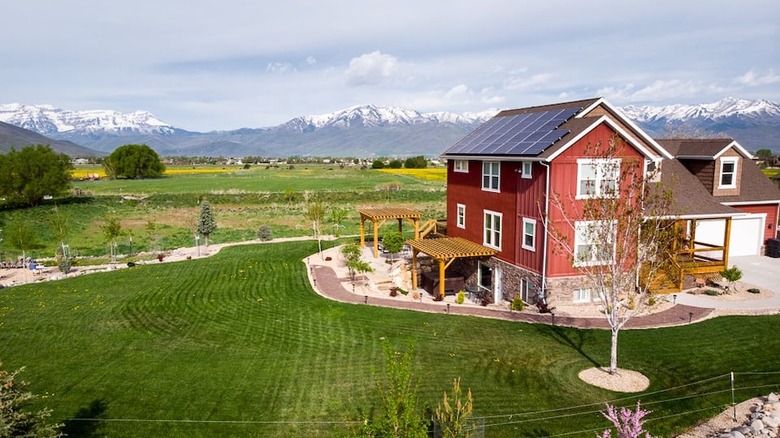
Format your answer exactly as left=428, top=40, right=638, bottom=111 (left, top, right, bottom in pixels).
left=0, top=103, right=176, bottom=136
left=2, top=97, right=777, bottom=156
left=621, top=97, right=780, bottom=124
left=279, top=104, right=496, bottom=132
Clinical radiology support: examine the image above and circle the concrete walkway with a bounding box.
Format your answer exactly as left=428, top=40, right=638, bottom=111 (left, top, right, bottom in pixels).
left=675, top=255, right=780, bottom=312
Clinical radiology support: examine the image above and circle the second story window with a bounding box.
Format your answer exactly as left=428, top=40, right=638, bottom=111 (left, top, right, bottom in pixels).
left=483, top=210, right=502, bottom=250
left=482, top=161, right=500, bottom=192
left=453, top=160, right=469, bottom=173
left=719, top=157, right=738, bottom=188
left=456, top=204, right=466, bottom=228
left=577, top=159, right=620, bottom=199
left=521, top=161, right=533, bottom=179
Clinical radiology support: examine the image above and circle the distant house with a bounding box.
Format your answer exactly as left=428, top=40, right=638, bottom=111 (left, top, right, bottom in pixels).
left=439, top=97, right=780, bottom=306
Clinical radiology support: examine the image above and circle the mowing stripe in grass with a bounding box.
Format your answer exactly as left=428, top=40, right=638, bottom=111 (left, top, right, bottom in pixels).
left=1, top=241, right=779, bottom=437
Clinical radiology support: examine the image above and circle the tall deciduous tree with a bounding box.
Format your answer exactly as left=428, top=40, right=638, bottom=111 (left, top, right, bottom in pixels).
left=103, top=144, right=165, bottom=179
left=547, top=136, right=677, bottom=375
left=0, top=145, right=72, bottom=206
left=197, top=201, right=217, bottom=247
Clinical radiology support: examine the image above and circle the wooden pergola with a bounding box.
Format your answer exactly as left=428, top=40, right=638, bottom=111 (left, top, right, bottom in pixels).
left=358, top=207, right=422, bottom=258
left=407, top=237, right=497, bottom=298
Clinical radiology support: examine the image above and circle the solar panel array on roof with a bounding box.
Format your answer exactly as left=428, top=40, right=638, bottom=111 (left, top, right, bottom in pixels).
left=446, top=107, right=580, bottom=155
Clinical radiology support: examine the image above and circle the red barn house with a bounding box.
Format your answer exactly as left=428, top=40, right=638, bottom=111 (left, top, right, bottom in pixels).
left=439, top=97, right=780, bottom=306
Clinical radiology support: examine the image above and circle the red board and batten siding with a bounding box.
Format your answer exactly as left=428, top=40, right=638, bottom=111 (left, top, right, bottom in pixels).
left=447, top=159, right=522, bottom=264
left=732, top=204, right=780, bottom=242
left=514, top=161, right=547, bottom=273
left=545, top=124, right=646, bottom=278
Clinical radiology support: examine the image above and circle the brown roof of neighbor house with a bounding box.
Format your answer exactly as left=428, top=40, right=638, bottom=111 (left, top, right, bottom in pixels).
left=657, top=138, right=743, bottom=159
left=718, top=157, right=780, bottom=204
left=659, top=138, right=780, bottom=204
left=651, top=159, right=741, bottom=218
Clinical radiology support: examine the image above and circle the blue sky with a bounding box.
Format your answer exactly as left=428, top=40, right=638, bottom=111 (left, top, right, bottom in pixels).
left=2, top=0, right=778, bottom=131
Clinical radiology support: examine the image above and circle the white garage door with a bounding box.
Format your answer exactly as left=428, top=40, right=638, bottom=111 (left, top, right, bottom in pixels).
left=729, top=214, right=765, bottom=257
left=694, top=214, right=766, bottom=257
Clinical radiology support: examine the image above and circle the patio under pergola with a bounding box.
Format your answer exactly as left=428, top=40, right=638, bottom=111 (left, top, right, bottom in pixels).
left=406, top=236, right=497, bottom=299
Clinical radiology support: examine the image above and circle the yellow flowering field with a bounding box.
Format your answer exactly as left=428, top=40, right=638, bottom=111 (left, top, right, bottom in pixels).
left=71, top=165, right=245, bottom=179
left=378, top=167, right=446, bottom=182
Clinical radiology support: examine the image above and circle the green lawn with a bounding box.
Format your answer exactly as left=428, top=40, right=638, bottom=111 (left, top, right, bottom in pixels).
left=1, top=165, right=446, bottom=260
left=2, top=241, right=779, bottom=437
left=71, top=165, right=444, bottom=195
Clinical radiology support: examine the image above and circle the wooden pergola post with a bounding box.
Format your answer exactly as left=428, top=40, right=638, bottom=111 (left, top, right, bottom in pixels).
left=356, top=208, right=423, bottom=259
left=406, top=237, right=496, bottom=299
left=411, top=249, right=419, bottom=290
left=359, top=217, right=366, bottom=248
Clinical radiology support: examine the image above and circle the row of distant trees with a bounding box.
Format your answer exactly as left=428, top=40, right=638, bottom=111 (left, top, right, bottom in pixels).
left=0, top=144, right=165, bottom=206
left=371, top=155, right=428, bottom=169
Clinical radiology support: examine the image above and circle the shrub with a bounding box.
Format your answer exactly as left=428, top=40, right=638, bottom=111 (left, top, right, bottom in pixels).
left=455, top=291, right=465, bottom=304
left=257, top=225, right=273, bottom=241
left=390, top=287, right=398, bottom=297
left=720, top=266, right=742, bottom=292
left=397, top=287, right=408, bottom=295
left=747, top=288, right=761, bottom=294
left=705, top=289, right=720, bottom=296
left=510, top=296, right=525, bottom=311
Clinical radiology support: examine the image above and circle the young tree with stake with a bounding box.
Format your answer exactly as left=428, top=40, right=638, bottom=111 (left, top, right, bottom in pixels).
left=547, top=135, right=678, bottom=375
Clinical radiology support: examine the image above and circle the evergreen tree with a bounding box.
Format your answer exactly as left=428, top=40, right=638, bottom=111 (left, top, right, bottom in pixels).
left=197, top=201, right=217, bottom=246
left=0, top=363, right=63, bottom=437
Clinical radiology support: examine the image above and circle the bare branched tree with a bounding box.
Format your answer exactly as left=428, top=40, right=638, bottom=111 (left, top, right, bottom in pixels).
left=547, top=135, right=679, bottom=374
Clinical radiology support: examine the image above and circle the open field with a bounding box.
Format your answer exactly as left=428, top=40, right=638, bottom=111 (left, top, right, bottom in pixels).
left=1, top=241, right=779, bottom=437
left=1, top=165, right=446, bottom=260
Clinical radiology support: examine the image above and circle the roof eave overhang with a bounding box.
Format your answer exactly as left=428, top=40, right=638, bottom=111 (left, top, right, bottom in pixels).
left=440, top=154, right=547, bottom=162
left=647, top=212, right=743, bottom=220
left=713, top=140, right=754, bottom=160
left=721, top=200, right=780, bottom=206
left=580, top=98, right=674, bottom=160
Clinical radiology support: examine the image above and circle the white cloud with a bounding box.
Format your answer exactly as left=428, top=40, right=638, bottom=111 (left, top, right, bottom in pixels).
left=504, top=72, right=552, bottom=91
left=735, top=69, right=780, bottom=86
left=444, top=84, right=470, bottom=99
left=305, top=56, right=317, bottom=65
left=598, top=80, right=730, bottom=104
left=345, top=51, right=398, bottom=86
left=266, top=62, right=296, bottom=74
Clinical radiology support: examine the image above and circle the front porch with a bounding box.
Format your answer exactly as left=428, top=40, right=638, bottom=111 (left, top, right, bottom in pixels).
left=648, top=217, right=732, bottom=293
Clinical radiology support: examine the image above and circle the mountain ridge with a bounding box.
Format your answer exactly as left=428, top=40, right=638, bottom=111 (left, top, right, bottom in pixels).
left=1, top=98, right=778, bottom=157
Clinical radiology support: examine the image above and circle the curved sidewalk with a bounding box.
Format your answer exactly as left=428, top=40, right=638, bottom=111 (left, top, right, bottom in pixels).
left=308, top=263, right=715, bottom=330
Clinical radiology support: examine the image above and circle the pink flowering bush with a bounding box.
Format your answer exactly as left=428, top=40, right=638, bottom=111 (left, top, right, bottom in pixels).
left=598, top=402, right=653, bottom=438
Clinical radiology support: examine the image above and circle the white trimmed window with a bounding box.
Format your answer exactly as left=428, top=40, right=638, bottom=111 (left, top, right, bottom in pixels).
left=574, top=220, right=616, bottom=266
left=573, top=288, right=591, bottom=303
left=482, top=161, right=500, bottom=192
left=521, top=161, right=533, bottom=179
left=645, top=159, right=661, bottom=182
left=454, top=160, right=469, bottom=173
left=456, top=204, right=466, bottom=229
left=483, top=210, right=502, bottom=250
left=719, top=157, right=738, bottom=188
left=522, top=218, right=536, bottom=251
left=577, top=159, right=620, bottom=198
